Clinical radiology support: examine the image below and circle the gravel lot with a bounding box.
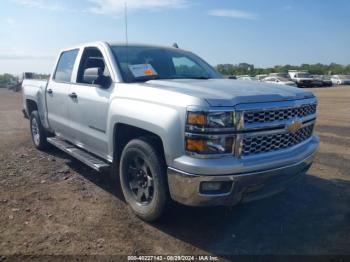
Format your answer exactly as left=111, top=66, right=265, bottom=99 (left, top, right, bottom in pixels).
left=0, top=86, right=349, bottom=258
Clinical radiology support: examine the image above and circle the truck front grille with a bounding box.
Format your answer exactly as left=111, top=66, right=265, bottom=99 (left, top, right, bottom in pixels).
left=241, top=124, right=314, bottom=156
left=244, top=103, right=316, bottom=124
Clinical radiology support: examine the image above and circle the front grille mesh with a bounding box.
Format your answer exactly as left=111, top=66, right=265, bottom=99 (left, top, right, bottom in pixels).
left=242, top=124, right=314, bottom=156
left=244, top=103, right=317, bottom=124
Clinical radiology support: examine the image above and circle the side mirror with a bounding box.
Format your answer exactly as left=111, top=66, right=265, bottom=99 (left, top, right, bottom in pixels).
left=83, top=67, right=111, bottom=88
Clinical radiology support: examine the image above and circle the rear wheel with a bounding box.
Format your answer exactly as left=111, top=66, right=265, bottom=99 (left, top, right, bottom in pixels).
left=30, top=111, right=49, bottom=150
left=119, top=137, right=168, bottom=222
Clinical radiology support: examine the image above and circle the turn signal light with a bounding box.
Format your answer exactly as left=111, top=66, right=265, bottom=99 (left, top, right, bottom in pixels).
left=185, top=137, right=234, bottom=155
left=186, top=138, right=205, bottom=152
left=187, top=112, right=206, bottom=125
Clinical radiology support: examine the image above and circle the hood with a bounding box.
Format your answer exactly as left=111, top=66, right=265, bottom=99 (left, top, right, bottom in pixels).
left=145, top=79, right=314, bottom=107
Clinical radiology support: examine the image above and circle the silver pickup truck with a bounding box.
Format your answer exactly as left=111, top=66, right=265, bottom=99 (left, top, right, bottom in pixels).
left=22, top=42, right=319, bottom=221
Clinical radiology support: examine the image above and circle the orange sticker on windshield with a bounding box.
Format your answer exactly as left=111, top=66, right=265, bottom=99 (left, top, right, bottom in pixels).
left=128, top=64, right=158, bottom=78
left=144, top=69, right=154, bottom=76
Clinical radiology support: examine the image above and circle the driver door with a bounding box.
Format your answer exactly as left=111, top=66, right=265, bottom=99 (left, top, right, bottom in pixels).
left=67, top=47, right=112, bottom=158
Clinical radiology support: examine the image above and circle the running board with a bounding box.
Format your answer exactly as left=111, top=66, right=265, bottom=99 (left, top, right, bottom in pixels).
left=47, top=137, right=110, bottom=172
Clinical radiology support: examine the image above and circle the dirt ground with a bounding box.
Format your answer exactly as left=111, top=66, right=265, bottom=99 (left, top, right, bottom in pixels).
left=0, top=86, right=349, bottom=258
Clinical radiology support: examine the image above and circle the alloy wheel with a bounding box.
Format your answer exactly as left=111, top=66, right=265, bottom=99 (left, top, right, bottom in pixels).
left=31, top=118, right=40, bottom=146
left=126, top=154, right=154, bottom=205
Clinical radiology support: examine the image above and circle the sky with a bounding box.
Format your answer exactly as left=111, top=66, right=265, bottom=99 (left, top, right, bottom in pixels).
left=0, top=0, right=349, bottom=74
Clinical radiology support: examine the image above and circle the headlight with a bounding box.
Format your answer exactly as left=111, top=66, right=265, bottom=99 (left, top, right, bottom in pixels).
left=185, top=110, right=237, bottom=156
left=187, top=111, right=235, bottom=128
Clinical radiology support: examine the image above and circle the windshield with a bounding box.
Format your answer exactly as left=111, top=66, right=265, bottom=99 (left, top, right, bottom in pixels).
left=297, top=73, right=312, bottom=78
left=111, top=45, right=222, bottom=83
left=339, top=75, right=350, bottom=79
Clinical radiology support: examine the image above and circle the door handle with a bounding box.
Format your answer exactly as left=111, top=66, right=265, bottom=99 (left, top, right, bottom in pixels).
left=68, top=92, right=77, bottom=99
left=47, top=89, right=53, bottom=94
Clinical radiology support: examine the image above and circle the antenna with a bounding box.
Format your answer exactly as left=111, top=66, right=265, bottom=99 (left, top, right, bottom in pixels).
left=124, top=1, right=129, bottom=82
left=124, top=1, right=128, bottom=46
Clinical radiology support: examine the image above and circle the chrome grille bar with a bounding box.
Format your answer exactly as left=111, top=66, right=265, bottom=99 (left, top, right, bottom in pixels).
left=241, top=123, right=314, bottom=156
left=244, top=103, right=317, bottom=124
left=234, top=97, right=317, bottom=157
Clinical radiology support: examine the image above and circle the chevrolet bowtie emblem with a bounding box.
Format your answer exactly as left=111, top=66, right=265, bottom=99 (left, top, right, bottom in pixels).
left=287, top=120, right=302, bottom=133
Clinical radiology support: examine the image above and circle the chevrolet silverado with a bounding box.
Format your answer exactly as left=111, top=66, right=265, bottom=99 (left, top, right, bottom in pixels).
left=22, top=42, right=319, bottom=221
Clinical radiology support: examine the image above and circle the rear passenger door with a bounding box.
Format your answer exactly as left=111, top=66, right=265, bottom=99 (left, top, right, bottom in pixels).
left=47, top=49, right=79, bottom=140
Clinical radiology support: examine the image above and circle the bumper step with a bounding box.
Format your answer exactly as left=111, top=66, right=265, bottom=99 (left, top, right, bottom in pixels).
left=47, top=137, right=110, bottom=172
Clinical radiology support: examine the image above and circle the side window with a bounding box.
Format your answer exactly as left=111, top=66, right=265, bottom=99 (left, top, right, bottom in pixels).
left=172, top=56, right=207, bottom=77
left=77, top=47, right=110, bottom=85
left=54, top=49, right=79, bottom=82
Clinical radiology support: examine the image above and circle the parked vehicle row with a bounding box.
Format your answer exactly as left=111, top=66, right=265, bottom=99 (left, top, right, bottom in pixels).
left=234, top=71, right=350, bottom=88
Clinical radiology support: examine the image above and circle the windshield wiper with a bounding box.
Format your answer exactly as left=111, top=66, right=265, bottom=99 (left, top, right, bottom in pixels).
left=132, top=75, right=162, bottom=82
left=132, top=75, right=212, bottom=83
left=180, top=76, right=212, bottom=80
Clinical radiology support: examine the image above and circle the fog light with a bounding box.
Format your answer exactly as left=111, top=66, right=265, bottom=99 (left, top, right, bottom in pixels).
left=201, top=182, right=221, bottom=191
left=200, top=181, right=233, bottom=194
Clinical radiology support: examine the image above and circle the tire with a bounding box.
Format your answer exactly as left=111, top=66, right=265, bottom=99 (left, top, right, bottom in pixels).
left=119, top=137, right=168, bottom=222
left=30, top=111, right=49, bottom=150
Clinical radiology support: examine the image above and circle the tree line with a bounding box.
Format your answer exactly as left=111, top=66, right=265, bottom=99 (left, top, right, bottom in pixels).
left=216, top=63, right=350, bottom=76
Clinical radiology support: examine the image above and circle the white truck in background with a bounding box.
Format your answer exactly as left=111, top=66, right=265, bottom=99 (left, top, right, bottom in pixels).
left=288, top=70, right=315, bottom=88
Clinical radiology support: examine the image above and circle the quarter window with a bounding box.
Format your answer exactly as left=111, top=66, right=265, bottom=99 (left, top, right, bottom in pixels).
left=54, top=49, right=79, bottom=82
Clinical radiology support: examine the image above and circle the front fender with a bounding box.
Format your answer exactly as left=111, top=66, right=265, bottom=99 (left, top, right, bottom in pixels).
left=107, top=98, right=186, bottom=166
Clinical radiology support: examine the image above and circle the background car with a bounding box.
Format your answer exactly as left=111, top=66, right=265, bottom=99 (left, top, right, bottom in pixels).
left=237, top=76, right=256, bottom=81
left=254, top=74, right=268, bottom=81
left=269, top=73, right=291, bottom=80
left=288, top=71, right=314, bottom=87
left=262, top=76, right=297, bottom=86
left=331, top=75, right=350, bottom=85
left=228, top=75, right=237, bottom=79
left=314, top=75, right=333, bottom=87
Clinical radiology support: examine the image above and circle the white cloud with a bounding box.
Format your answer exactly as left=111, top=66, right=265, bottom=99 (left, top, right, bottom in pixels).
left=10, top=0, right=190, bottom=15
left=4, top=18, right=16, bottom=25
left=87, top=0, right=189, bottom=15
left=11, top=0, right=65, bottom=11
left=208, top=9, right=257, bottom=20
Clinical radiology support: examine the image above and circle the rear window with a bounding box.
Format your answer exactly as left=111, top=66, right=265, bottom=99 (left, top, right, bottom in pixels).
left=54, top=49, right=79, bottom=82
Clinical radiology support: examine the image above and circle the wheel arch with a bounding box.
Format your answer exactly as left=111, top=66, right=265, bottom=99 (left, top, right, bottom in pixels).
left=26, top=99, right=38, bottom=116
left=112, top=123, right=167, bottom=167
left=107, top=99, right=185, bottom=166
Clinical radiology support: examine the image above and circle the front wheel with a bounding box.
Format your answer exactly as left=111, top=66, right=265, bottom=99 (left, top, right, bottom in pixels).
left=30, top=111, right=49, bottom=150
left=119, top=137, right=168, bottom=222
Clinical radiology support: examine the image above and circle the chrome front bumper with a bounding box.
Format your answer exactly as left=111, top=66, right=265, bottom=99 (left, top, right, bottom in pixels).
left=167, top=137, right=319, bottom=206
